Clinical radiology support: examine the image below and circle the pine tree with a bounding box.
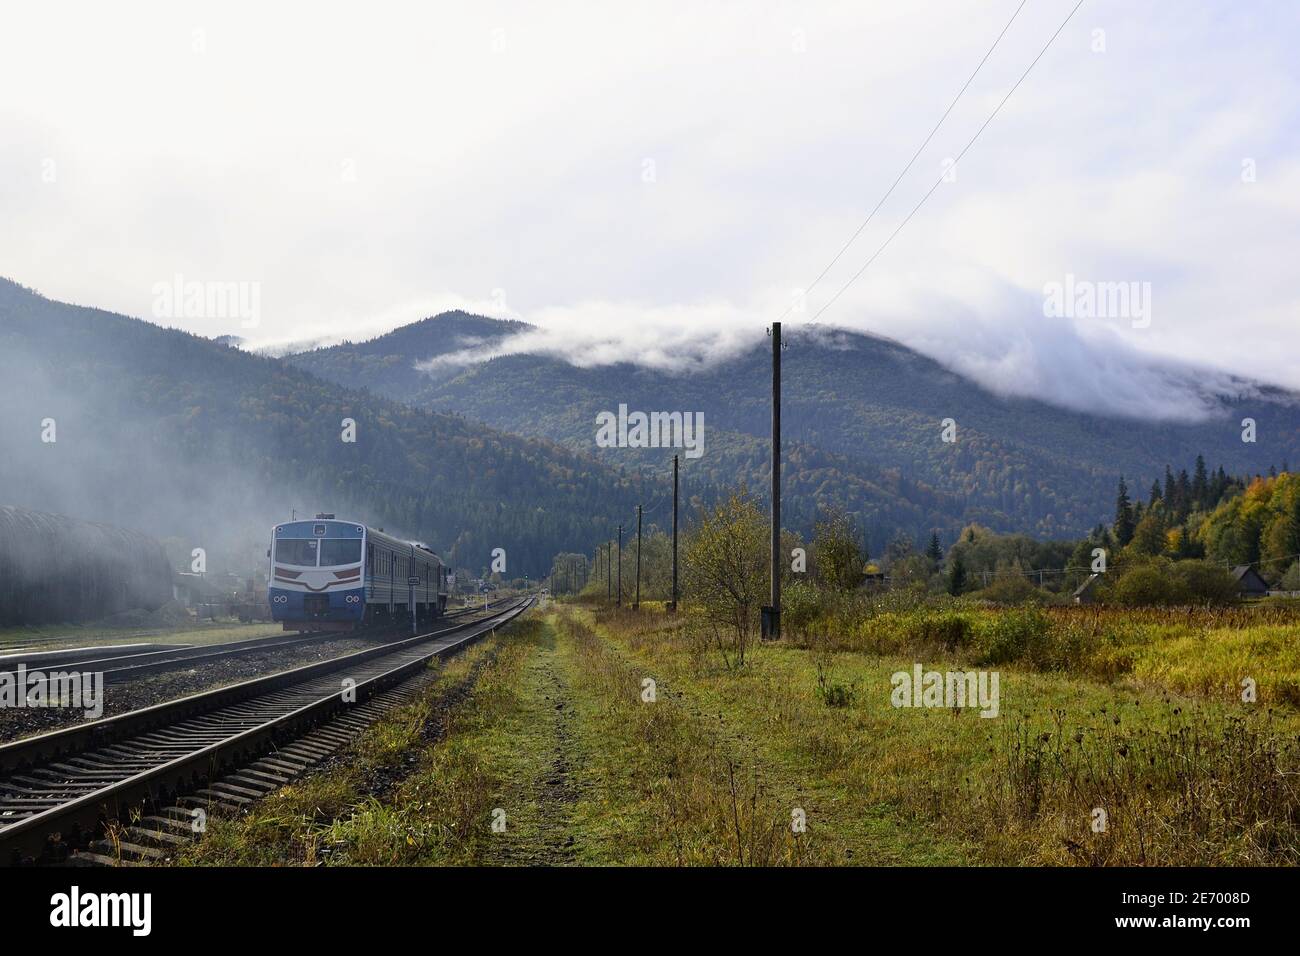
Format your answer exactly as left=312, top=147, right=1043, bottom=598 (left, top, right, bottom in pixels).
left=947, top=553, right=966, bottom=596
left=1114, top=476, right=1136, bottom=547
left=1149, top=480, right=1162, bottom=507
left=925, top=531, right=943, bottom=565
left=1192, top=454, right=1209, bottom=509
left=1176, top=469, right=1192, bottom=521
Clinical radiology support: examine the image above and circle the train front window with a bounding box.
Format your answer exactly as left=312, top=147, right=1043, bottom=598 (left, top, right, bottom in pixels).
left=276, top=538, right=319, bottom=566
left=319, top=539, right=362, bottom=566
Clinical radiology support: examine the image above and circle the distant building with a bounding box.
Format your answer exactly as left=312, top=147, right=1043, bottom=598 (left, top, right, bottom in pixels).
left=172, top=570, right=229, bottom=608
left=1231, top=565, right=1269, bottom=598
left=1073, top=573, right=1102, bottom=605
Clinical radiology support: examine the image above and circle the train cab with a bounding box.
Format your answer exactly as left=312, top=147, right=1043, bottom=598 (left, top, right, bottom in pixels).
left=268, top=516, right=367, bottom=630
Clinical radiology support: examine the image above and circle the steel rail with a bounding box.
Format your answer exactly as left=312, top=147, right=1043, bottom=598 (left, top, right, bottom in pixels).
left=0, top=597, right=531, bottom=863
left=1, top=599, right=509, bottom=689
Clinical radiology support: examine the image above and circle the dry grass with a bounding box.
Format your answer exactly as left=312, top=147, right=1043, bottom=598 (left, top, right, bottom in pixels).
left=576, top=602, right=1300, bottom=866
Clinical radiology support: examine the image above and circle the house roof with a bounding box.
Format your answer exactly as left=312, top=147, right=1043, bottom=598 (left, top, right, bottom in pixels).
left=1231, top=565, right=1269, bottom=588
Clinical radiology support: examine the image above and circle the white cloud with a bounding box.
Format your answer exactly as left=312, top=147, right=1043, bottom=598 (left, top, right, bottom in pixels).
left=2, top=0, right=1298, bottom=417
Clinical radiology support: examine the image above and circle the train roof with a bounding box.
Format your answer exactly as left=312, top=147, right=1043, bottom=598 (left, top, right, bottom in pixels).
left=273, top=517, right=442, bottom=561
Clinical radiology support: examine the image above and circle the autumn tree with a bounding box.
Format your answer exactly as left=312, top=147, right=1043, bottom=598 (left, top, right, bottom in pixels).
left=682, top=490, right=767, bottom=667
left=812, top=507, right=865, bottom=591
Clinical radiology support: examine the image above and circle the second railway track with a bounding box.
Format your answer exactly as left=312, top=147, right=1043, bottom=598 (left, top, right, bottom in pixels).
left=0, top=596, right=533, bottom=865
left=0, top=598, right=509, bottom=689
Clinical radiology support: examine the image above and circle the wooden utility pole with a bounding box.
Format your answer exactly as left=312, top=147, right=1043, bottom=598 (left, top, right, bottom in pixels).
left=616, top=524, right=623, bottom=606
left=765, top=321, right=782, bottom=639
left=606, top=540, right=612, bottom=601
left=670, top=454, right=679, bottom=612
left=634, top=504, right=642, bottom=609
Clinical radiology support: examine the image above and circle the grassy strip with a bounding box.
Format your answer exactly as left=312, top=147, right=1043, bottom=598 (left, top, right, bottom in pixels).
left=550, top=609, right=867, bottom=864
left=178, top=629, right=510, bottom=865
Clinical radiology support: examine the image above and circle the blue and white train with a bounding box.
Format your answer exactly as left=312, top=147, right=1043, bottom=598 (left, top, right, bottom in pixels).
left=268, top=515, right=448, bottom=630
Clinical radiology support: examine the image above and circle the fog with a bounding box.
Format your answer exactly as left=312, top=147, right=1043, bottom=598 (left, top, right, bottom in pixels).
left=0, top=337, right=298, bottom=588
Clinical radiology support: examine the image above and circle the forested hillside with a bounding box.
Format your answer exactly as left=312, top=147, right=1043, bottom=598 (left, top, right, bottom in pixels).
left=289, top=314, right=1300, bottom=547
left=1194, top=472, right=1300, bottom=580
left=0, top=280, right=642, bottom=577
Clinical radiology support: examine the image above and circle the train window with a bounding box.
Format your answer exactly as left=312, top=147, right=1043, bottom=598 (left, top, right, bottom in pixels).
left=320, top=540, right=362, bottom=565
left=366, top=544, right=374, bottom=571
left=275, top=539, right=319, bottom=566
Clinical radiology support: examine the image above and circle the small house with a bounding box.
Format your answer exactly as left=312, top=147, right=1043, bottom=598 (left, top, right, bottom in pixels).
left=1231, top=565, right=1269, bottom=598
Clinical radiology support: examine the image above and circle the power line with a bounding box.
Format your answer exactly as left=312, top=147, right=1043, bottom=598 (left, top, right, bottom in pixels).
left=809, top=0, right=1087, bottom=325
left=778, top=0, right=1029, bottom=323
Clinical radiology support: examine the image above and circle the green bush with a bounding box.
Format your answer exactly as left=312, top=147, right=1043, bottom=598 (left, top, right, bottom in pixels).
left=1112, top=563, right=1185, bottom=606
left=1110, top=559, right=1238, bottom=607
left=781, top=579, right=822, bottom=639
left=814, top=661, right=858, bottom=707
left=974, top=574, right=1046, bottom=605
left=1171, top=560, right=1239, bottom=606
left=972, top=607, right=1051, bottom=665
left=910, top=610, right=974, bottom=651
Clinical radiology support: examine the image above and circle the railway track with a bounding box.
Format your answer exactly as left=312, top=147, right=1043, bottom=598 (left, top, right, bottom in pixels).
left=0, top=596, right=532, bottom=865
left=0, top=599, right=510, bottom=690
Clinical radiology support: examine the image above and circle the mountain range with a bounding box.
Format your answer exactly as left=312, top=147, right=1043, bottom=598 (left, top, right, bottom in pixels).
left=4, top=276, right=1299, bottom=580
left=0, top=279, right=643, bottom=578
left=286, top=312, right=1300, bottom=548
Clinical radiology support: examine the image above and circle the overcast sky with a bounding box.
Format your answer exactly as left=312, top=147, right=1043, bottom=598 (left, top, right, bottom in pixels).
left=3, top=1, right=1298, bottom=419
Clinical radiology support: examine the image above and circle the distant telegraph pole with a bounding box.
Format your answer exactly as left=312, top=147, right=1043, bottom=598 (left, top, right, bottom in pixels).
left=617, top=524, right=623, bottom=607
left=765, top=321, right=782, bottom=639
left=634, top=504, right=642, bottom=610
left=670, top=454, right=679, bottom=613
left=607, top=540, right=612, bottom=601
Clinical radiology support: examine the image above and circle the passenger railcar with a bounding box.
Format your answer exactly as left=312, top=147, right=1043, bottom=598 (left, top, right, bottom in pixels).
left=267, top=515, right=448, bottom=631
